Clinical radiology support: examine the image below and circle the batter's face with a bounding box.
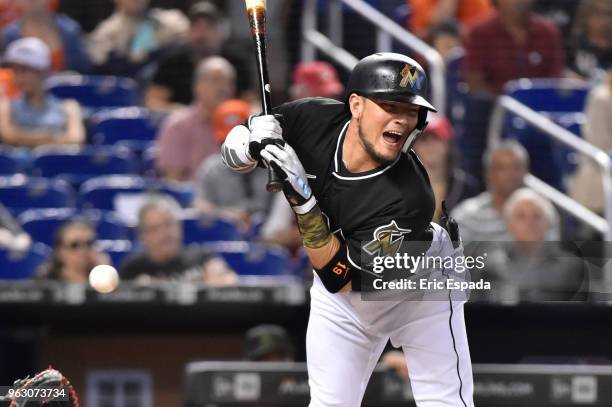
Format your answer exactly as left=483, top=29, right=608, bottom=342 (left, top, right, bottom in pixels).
left=350, top=95, right=420, bottom=165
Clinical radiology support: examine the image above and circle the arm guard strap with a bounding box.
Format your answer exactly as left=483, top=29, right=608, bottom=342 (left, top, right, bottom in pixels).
left=314, top=243, right=353, bottom=293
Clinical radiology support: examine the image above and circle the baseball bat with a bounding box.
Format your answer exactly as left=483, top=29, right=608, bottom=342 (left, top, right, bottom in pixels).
left=245, top=0, right=283, bottom=193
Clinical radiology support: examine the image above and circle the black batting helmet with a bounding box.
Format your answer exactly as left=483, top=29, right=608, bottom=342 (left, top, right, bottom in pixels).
left=346, top=53, right=437, bottom=152
left=346, top=53, right=436, bottom=112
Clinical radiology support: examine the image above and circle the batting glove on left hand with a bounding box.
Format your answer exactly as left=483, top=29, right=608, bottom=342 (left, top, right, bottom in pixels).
left=247, top=114, right=284, bottom=165
left=260, top=143, right=317, bottom=215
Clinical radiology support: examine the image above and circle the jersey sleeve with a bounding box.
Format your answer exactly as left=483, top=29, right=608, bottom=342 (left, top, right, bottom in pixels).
left=273, top=97, right=345, bottom=147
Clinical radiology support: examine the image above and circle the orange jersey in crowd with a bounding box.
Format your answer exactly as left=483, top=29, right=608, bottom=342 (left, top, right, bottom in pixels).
left=0, top=68, right=18, bottom=98
left=0, top=0, right=59, bottom=28
left=408, top=0, right=493, bottom=37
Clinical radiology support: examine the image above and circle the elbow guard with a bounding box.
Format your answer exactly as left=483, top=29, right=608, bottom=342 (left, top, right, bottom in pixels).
left=314, top=244, right=353, bottom=293
left=221, top=125, right=257, bottom=173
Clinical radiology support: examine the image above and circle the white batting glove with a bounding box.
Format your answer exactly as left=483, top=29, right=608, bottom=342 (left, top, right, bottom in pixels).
left=247, top=114, right=284, bottom=164
left=248, top=115, right=283, bottom=144
left=221, top=115, right=283, bottom=173
left=221, top=125, right=258, bottom=173
left=260, top=143, right=317, bottom=215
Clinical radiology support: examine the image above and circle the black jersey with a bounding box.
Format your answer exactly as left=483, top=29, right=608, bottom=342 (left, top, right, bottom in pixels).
left=275, top=97, right=435, bottom=287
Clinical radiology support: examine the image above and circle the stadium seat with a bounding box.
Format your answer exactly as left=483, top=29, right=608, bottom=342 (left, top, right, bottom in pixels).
left=31, top=145, right=138, bottom=187
left=79, top=175, right=193, bottom=213
left=503, top=78, right=590, bottom=113
left=18, top=208, right=130, bottom=246
left=0, top=146, right=29, bottom=175
left=0, top=176, right=75, bottom=213
left=205, top=241, right=292, bottom=276
left=46, top=74, right=138, bottom=110
left=95, top=239, right=134, bottom=268
left=0, top=243, right=50, bottom=280
left=181, top=211, right=244, bottom=244
left=501, top=79, right=591, bottom=189
left=140, top=145, right=157, bottom=177
left=89, top=107, right=163, bottom=151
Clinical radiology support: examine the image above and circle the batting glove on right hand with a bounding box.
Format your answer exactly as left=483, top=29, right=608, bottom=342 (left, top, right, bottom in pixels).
left=247, top=114, right=283, bottom=164
left=260, top=143, right=317, bottom=215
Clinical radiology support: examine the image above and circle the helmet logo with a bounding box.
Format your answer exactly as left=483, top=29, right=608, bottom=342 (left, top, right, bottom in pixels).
left=400, top=65, right=424, bottom=90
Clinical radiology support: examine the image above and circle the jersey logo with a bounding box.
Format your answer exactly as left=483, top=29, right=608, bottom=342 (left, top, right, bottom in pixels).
left=363, top=221, right=412, bottom=257
left=400, top=65, right=424, bottom=90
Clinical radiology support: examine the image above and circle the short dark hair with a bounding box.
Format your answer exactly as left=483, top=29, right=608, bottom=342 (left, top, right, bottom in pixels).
left=189, top=1, right=222, bottom=23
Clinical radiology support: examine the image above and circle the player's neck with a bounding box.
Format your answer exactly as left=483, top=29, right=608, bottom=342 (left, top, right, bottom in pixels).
left=343, top=122, right=379, bottom=173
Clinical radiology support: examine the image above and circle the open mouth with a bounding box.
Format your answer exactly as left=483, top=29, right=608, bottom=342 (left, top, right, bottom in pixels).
left=382, top=130, right=404, bottom=145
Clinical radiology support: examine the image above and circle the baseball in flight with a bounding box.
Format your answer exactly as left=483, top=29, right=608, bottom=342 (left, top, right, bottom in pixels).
left=89, top=264, right=120, bottom=293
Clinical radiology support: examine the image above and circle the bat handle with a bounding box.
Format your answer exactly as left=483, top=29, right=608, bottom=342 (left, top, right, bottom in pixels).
left=266, top=165, right=283, bottom=192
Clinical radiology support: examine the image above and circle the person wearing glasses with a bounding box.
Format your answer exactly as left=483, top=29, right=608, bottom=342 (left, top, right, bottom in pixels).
left=37, top=220, right=110, bottom=283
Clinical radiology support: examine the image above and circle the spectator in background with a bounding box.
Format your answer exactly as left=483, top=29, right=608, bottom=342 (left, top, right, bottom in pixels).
left=289, top=61, right=344, bottom=101
left=568, top=0, right=612, bottom=81
left=146, top=1, right=252, bottom=111
left=121, top=196, right=238, bottom=285
left=0, top=37, right=85, bottom=147
left=570, top=69, right=612, bottom=214
left=462, top=0, right=564, bottom=96
left=155, top=56, right=235, bottom=182
left=408, top=0, right=492, bottom=38
left=36, top=220, right=110, bottom=283
left=193, top=99, right=271, bottom=232
left=481, top=189, right=587, bottom=303
left=429, top=19, right=463, bottom=62
left=88, top=0, right=188, bottom=77
left=0, top=0, right=21, bottom=29
left=1, top=0, right=90, bottom=73
left=243, top=325, right=294, bottom=362
left=413, top=113, right=479, bottom=222
left=0, top=202, right=30, bottom=251
left=452, top=140, right=532, bottom=242
left=259, top=193, right=303, bottom=254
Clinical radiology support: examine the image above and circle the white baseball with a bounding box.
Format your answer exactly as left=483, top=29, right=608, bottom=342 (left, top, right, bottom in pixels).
left=89, top=265, right=120, bottom=293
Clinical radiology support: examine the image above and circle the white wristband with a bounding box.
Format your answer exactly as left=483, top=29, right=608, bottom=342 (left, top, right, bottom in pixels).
left=292, top=196, right=318, bottom=215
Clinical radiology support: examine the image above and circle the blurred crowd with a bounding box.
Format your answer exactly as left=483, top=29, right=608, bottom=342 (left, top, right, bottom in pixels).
left=0, top=0, right=609, bottom=304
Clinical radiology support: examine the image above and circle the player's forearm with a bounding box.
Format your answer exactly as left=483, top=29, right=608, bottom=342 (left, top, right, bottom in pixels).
left=4, top=129, right=65, bottom=147
left=296, top=204, right=341, bottom=268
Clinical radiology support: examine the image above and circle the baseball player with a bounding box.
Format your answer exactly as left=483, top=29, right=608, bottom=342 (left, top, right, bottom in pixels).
left=222, top=53, right=474, bottom=406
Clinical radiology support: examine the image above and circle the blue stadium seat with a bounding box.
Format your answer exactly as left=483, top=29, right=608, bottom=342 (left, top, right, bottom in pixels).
left=205, top=241, right=292, bottom=276
left=0, top=243, right=50, bottom=280
left=95, top=239, right=134, bottom=268
left=181, top=212, right=244, bottom=244
left=31, top=145, right=138, bottom=188
left=46, top=74, right=138, bottom=110
left=503, top=78, right=590, bottom=113
left=0, top=146, right=30, bottom=175
left=89, top=107, right=163, bottom=151
left=79, top=175, right=193, bottom=211
left=140, top=145, right=157, bottom=177
left=18, top=208, right=130, bottom=246
left=0, top=176, right=75, bottom=213
left=502, top=79, right=591, bottom=189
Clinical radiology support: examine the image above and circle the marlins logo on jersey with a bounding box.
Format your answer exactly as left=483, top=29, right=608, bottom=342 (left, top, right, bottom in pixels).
left=363, top=220, right=412, bottom=257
